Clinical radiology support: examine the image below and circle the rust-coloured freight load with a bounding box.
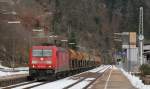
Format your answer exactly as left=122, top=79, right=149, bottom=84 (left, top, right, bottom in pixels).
left=68, top=49, right=79, bottom=69
left=76, top=52, right=84, bottom=60
left=83, top=53, right=90, bottom=67
left=82, top=53, right=88, bottom=60
left=68, top=49, right=77, bottom=60
left=77, top=52, right=85, bottom=67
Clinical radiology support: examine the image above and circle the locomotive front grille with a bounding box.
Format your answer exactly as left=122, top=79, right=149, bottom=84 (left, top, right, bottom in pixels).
left=29, top=69, right=55, bottom=77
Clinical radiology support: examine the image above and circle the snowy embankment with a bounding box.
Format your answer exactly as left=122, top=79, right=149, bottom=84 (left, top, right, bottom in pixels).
left=120, top=68, right=150, bottom=89
left=0, top=64, right=10, bottom=69
left=0, top=64, right=28, bottom=77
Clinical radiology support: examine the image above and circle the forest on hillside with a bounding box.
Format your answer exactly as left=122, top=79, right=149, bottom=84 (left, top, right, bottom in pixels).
left=0, top=0, right=150, bottom=66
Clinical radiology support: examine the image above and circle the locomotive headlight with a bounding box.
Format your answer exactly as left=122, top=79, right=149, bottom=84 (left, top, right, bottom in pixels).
left=32, top=60, right=38, bottom=64
left=32, top=65, right=35, bottom=68
left=40, top=58, right=44, bottom=61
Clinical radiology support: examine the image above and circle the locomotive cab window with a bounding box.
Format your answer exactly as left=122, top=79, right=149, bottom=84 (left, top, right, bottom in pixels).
left=32, top=50, right=43, bottom=57
left=32, top=49, right=52, bottom=57
left=43, top=50, right=52, bottom=56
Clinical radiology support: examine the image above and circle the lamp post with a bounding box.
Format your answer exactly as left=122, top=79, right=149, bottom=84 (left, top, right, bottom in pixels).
left=7, top=21, right=20, bottom=70
left=76, top=46, right=86, bottom=51
left=68, top=42, right=76, bottom=49
left=138, top=7, right=144, bottom=65
left=61, top=40, right=68, bottom=48
left=49, top=35, right=58, bottom=45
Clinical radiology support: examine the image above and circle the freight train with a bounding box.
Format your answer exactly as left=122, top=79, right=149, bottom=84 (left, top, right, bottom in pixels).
left=28, top=45, right=101, bottom=80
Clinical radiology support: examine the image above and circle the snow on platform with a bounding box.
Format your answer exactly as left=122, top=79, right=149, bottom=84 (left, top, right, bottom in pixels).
left=120, top=68, right=150, bottom=89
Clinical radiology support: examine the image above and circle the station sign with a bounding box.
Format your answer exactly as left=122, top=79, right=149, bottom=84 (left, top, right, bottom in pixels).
left=129, top=32, right=136, bottom=48
left=122, top=32, right=136, bottom=48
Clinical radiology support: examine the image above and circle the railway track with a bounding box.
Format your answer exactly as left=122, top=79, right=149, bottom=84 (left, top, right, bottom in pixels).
left=1, top=65, right=111, bottom=89
left=0, top=74, right=28, bottom=87
left=63, top=65, right=111, bottom=89
left=1, top=81, right=36, bottom=89
left=1, top=77, right=56, bottom=89
left=23, top=82, right=49, bottom=89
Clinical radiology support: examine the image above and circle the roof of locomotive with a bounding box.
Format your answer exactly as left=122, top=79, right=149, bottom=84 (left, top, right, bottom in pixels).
left=32, top=45, right=57, bottom=49
left=31, top=46, right=67, bottom=52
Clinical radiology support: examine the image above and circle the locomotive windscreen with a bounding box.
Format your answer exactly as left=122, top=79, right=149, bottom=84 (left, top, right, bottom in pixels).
left=32, top=49, right=52, bottom=57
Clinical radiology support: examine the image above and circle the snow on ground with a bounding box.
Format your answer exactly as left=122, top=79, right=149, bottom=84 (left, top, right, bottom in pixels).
left=14, top=67, right=29, bottom=71
left=0, top=64, right=28, bottom=77
left=0, top=64, right=10, bottom=69
left=68, top=65, right=111, bottom=77
left=0, top=65, right=110, bottom=89
left=13, top=82, right=42, bottom=89
left=0, top=71, right=28, bottom=77
left=88, top=65, right=111, bottom=73
left=0, top=65, right=8, bottom=69
left=120, top=68, right=150, bottom=89
left=31, top=77, right=79, bottom=89
left=88, top=65, right=104, bottom=72
left=0, top=64, right=28, bottom=71
left=98, top=65, right=111, bottom=73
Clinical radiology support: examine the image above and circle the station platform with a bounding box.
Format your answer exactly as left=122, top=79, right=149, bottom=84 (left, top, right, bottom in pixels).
left=88, top=66, right=137, bottom=89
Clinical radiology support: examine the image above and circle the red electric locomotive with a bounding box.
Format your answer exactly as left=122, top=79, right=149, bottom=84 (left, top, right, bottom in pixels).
left=29, top=45, right=69, bottom=80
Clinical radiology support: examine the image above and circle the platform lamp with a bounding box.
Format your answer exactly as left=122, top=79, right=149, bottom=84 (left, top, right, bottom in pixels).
left=7, top=17, right=21, bottom=71
left=138, top=7, right=144, bottom=65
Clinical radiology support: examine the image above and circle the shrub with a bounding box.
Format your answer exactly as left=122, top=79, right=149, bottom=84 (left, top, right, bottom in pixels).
left=140, top=64, right=150, bottom=76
